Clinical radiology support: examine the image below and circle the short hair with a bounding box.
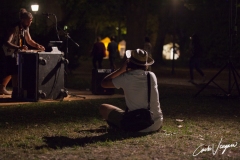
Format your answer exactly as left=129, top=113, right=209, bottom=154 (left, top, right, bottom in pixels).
left=96, top=36, right=101, bottom=41
left=110, top=36, right=115, bottom=41
left=19, top=8, right=33, bottom=20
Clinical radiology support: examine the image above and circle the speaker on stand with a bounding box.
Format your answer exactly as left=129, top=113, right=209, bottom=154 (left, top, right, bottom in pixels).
left=91, top=69, right=115, bottom=95
left=18, top=51, right=68, bottom=101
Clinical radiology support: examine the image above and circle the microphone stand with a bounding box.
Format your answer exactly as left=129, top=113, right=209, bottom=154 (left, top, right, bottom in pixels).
left=52, top=14, right=60, bottom=41
left=43, top=14, right=85, bottom=99
left=63, top=32, right=85, bottom=99
left=64, top=32, right=80, bottom=72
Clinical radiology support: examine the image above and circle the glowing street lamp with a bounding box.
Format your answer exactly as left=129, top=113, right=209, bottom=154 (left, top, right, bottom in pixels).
left=31, top=4, right=39, bottom=30
left=31, top=4, right=39, bottom=13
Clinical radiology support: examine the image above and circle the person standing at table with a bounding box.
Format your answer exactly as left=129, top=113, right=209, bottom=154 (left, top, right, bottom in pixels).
left=107, top=36, right=118, bottom=70
left=91, top=36, right=106, bottom=69
left=0, top=8, right=45, bottom=98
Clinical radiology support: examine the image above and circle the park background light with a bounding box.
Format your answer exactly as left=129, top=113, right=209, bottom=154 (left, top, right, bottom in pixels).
left=162, top=43, right=180, bottom=60
left=31, top=4, right=39, bottom=12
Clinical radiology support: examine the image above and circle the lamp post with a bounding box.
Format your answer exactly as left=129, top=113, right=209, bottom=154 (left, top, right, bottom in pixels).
left=171, top=0, right=178, bottom=75
left=31, top=4, right=39, bottom=33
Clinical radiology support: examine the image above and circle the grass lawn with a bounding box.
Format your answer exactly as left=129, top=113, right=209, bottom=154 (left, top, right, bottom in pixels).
left=0, top=57, right=240, bottom=159
left=0, top=84, right=240, bottom=160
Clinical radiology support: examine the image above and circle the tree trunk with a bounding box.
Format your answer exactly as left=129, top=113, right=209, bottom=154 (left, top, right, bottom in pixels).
left=154, top=1, right=172, bottom=63
left=125, top=0, right=148, bottom=50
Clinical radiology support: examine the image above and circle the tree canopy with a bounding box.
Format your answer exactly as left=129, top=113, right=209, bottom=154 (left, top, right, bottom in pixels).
left=1, top=0, right=240, bottom=68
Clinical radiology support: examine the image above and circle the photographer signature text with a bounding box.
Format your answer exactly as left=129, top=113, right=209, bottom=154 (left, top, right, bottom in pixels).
left=193, top=138, right=238, bottom=156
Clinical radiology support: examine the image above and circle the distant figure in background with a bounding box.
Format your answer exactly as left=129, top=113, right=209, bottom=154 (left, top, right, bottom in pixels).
left=0, top=8, right=45, bottom=97
left=107, top=36, right=118, bottom=70
left=189, top=34, right=205, bottom=83
left=144, top=37, right=152, bottom=71
left=91, top=36, right=106, bottom=69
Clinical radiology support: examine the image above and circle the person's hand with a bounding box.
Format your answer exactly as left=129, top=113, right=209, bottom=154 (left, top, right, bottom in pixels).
left=19, top=45, right=28, bottom=50
left=36, top=44, right=45, bottom=51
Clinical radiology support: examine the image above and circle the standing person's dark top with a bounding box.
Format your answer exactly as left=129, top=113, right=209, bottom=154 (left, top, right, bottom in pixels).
left=107, top=36, right=118, bottom=70
left=91, top=37, right=106, bottom=69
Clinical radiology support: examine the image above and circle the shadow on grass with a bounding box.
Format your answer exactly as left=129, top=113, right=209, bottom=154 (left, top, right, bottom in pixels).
left=35, top=127, right=154, bottom=149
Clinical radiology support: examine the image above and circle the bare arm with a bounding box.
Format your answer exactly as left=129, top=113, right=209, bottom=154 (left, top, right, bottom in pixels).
left=101, top=60, right=128, bottom=88
left=25, top=29, right=45, bottom=50
left=4, top=28, right=27, bottom=50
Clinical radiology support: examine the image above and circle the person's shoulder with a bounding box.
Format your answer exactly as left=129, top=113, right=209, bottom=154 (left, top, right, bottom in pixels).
left=145, top=42, right=152, bottom=47
left=115, top=72, right=129, bottom=79
left=99, top=41, right=104, bottom=45
left=25, top=27, right=30, bottom=31
left=148, top=71, right=157, bottom=78
left=101, top=42, right=105, bottom=47
left=148, top=71, right=155, bottom=74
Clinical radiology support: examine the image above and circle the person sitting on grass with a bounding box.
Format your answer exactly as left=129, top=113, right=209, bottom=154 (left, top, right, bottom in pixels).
left=99, top=48, right=163, bottom=132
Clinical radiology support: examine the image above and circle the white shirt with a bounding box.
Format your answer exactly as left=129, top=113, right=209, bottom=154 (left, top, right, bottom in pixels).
left=112, top=70, right=162, bottom=121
